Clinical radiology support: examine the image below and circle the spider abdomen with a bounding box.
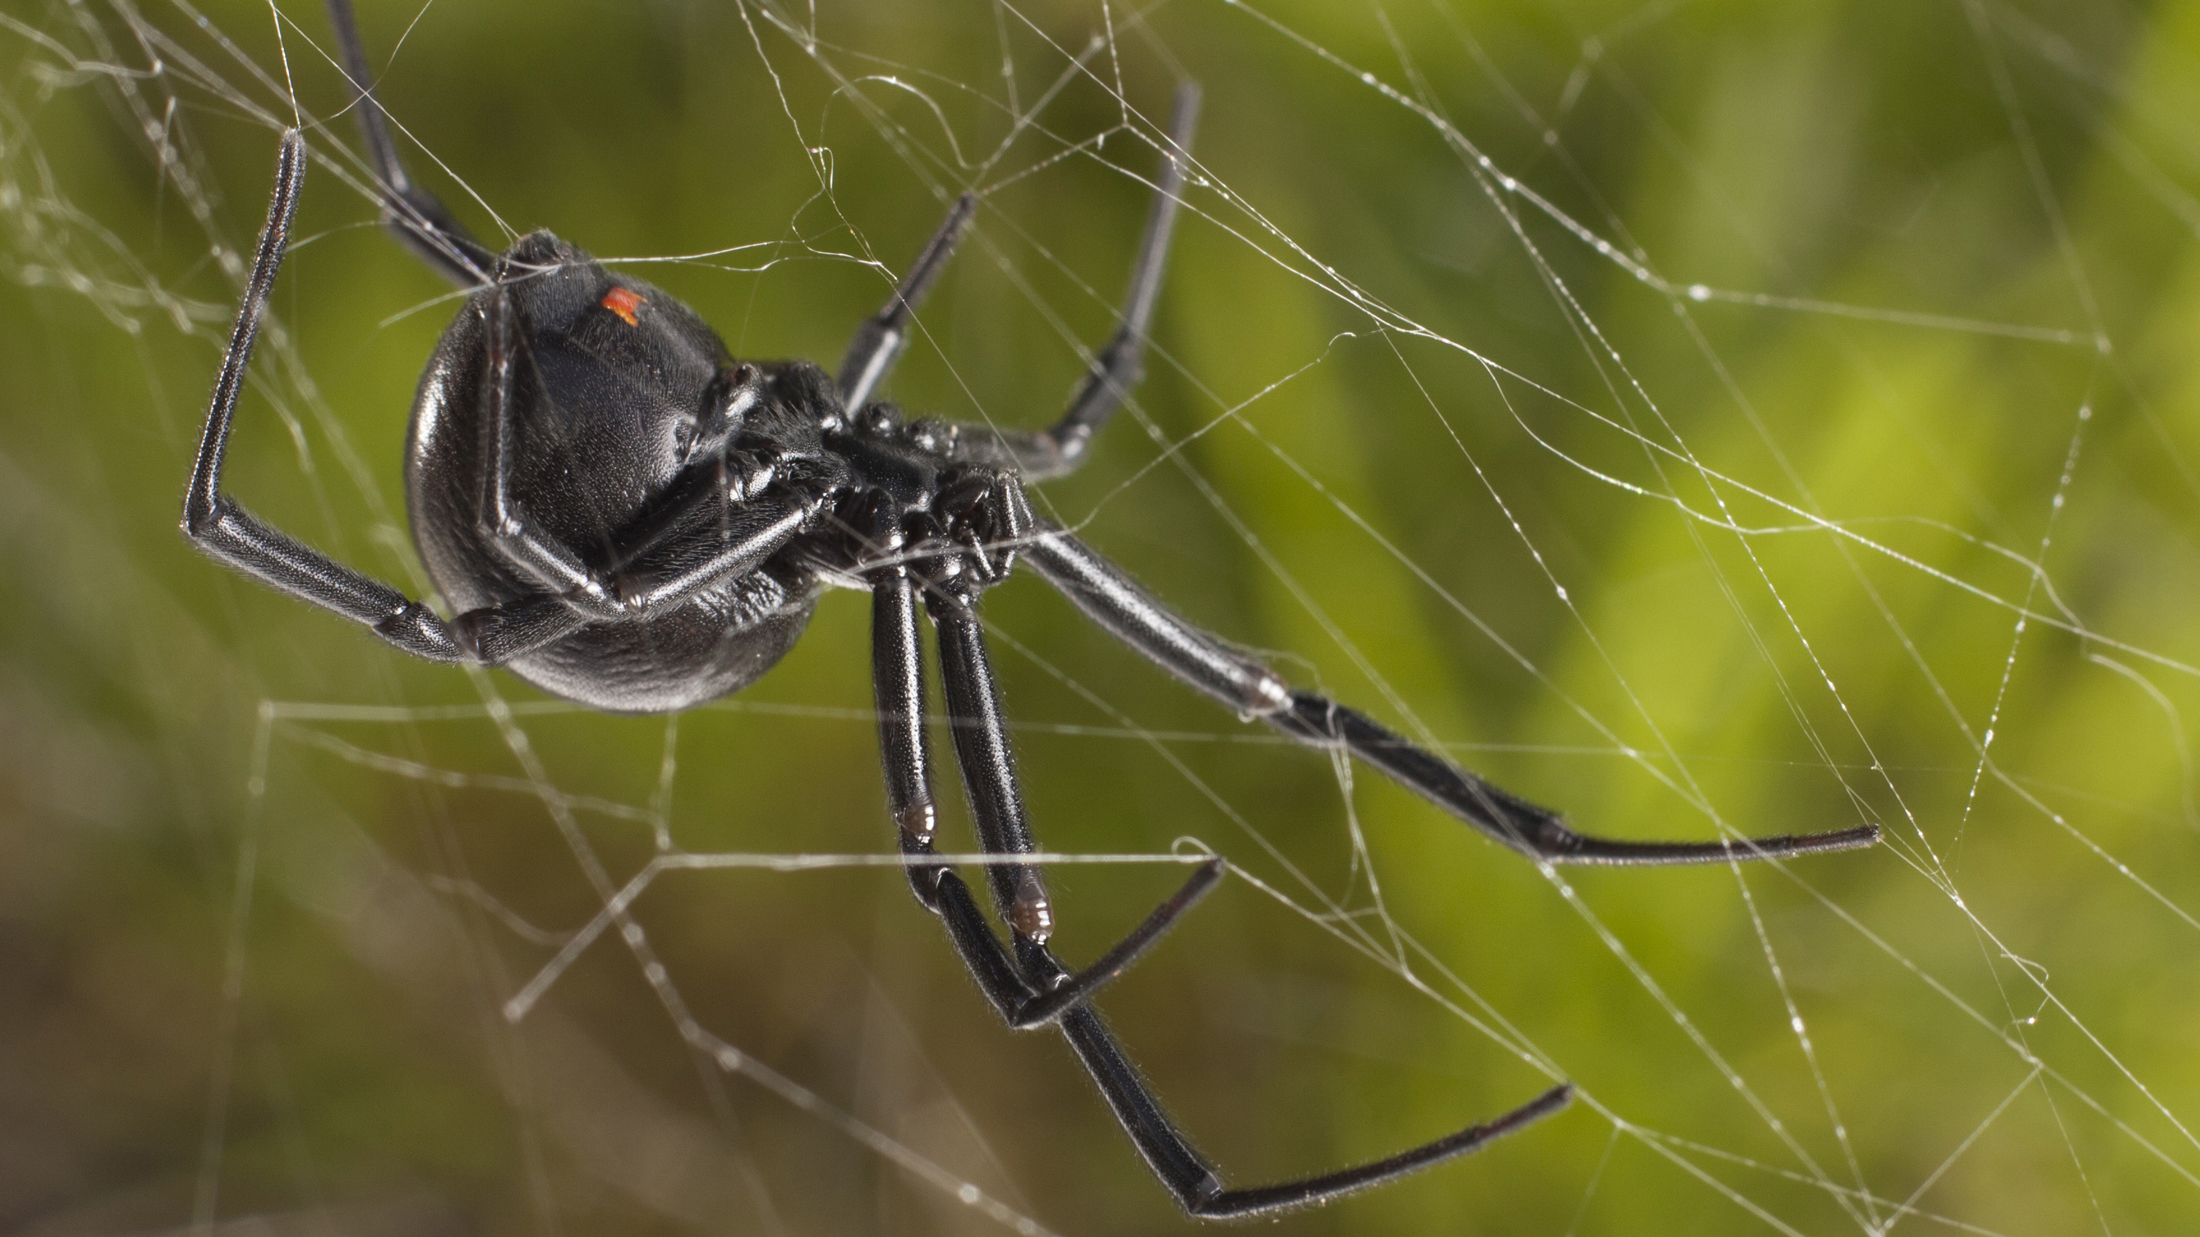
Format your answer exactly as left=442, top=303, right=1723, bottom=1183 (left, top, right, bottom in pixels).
left=404, top=231, right=823, bottom=713
left=492, top=571, right=816, bottom=714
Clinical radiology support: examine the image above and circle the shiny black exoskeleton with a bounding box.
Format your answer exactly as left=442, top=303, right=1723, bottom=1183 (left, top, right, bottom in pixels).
left=178, top=1, right=1879, bottom=1219
left=409, top=234, right=816, bottom=710
left=404, top=221, right=1070, bottom=713
left=403, top=225, right=1084, bottom=715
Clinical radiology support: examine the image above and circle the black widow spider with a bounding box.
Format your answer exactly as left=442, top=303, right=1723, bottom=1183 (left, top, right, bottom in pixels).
left=182, top=1, right=1879, bottom=1219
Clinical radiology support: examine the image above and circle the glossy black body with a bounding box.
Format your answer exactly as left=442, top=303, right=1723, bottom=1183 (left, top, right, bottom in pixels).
left=407, top=231, right=826, bottom=711
left=174, top=1, right=1881, bottom=1218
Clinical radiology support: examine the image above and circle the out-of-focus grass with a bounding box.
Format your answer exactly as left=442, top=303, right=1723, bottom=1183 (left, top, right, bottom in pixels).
left=4, top=1, right=2199, bottom=1234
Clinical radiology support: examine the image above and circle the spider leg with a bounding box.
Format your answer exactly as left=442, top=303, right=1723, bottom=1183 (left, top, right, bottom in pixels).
left=841, top=82, right=1199, bottom=473
left=1022, top=524, right=1881, bottom=865
left=920, top=551, right=1570, bottom=1217
left=866, top=505, right=1221, bottom=1029
left=943, top=82, right=1200, bottom=482
left=325, top=0, right=497, bottom=286
left=179, top=137, right=804, bottom=668
left=1024, top=81, right=1199, bottom=480
left=1062, top=1003, right=1572, bottom=1219
left=838, top=194, right=978, bottom=412
left=182, top=132, right=467, bottom=663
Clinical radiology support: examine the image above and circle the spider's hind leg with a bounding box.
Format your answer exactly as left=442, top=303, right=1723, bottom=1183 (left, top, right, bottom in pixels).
left=182, top=133, right=469, bottom=664
left=325, top=0, right=497, bottom=285
left=183, top=136, right=596, bottom=667
left=1022, top=524, right=1882, bottom=864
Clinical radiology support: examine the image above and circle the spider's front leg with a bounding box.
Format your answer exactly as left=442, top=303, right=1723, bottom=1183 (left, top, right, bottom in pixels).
left=893, top=476, right=1570, bottom=1219
left=325, top=0, right=496, bottom=286
left=858, top=488, right=1221, bottom=1031
left=837, top=194, right=977, bottom=412
left=836, top=81, right=1201, bottom=484
left=1023, top=527, right=1881, bottom=863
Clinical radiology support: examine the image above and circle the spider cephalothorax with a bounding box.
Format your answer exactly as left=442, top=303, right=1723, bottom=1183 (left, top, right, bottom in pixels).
left=180, top=0, right=1880, bottom=1218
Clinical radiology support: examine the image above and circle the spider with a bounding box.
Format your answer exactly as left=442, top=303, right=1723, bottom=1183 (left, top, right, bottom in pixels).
left=182, top=1, right=1879, bottom=1219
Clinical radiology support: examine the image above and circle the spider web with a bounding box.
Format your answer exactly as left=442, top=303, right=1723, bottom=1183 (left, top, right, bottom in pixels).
left=2, top=0, right=2196, bottom=1234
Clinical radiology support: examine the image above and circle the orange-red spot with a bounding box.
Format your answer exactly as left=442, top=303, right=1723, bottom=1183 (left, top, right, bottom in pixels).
left=601, top=286, right=645, bottom=326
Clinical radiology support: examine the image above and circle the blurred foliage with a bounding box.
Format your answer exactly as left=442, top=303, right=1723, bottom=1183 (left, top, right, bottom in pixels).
left=4, top=0, right=2200, bottom=1234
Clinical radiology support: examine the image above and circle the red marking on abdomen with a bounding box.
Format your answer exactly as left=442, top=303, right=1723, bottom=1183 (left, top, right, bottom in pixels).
left=601, top=286, right=645, bottom=326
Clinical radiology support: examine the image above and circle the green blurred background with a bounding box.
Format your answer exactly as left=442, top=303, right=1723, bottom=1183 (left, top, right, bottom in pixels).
left=4, top=0, right=2199, bottom=1233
